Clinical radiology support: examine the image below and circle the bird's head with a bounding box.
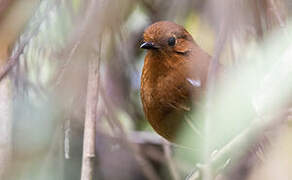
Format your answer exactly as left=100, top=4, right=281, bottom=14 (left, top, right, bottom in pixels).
left=141, top=21, right=195, bottom=55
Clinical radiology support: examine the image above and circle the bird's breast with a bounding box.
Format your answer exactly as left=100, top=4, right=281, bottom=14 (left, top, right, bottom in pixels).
left=141, top=62, right=192, bottom=140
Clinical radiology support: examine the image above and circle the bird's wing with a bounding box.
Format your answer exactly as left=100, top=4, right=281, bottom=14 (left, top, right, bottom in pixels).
left=164, top=74, right=194, bottom=113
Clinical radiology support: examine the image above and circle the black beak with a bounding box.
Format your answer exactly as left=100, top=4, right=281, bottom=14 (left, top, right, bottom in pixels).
left=140, top=42, right=159, bottom=49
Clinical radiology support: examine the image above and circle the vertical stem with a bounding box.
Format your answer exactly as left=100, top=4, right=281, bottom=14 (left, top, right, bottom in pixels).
left=81, top=51, right=100, bottom=180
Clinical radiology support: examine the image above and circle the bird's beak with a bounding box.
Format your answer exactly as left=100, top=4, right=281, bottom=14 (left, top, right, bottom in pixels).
left=140, top=42, right=159, bottom=50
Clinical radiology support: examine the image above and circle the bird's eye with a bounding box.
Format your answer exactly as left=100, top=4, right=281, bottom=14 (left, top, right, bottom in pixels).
left=168, top=37, right=176, bottom=46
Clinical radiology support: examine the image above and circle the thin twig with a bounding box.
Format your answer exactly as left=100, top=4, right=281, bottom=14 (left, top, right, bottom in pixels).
left=0, top=42, right=26, bottom=82
left=53, top=41, right=81, bottom=88
left=80, top=47, right=101, bottom=180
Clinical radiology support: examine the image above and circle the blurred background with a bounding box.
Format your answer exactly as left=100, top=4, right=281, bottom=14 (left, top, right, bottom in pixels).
left=0, top=0, right=291, bottom=179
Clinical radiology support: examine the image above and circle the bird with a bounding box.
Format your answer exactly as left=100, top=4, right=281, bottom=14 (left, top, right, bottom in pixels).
left=140, top=21, right=211, bottom=142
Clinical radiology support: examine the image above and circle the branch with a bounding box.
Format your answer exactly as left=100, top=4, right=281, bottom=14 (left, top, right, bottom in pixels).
left=0, top=41, right=26, bottom=82
left=80, top=50, right=101, bottom=180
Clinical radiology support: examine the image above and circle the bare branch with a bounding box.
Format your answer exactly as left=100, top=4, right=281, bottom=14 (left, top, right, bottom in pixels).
left=0, top=42, right=26, bottom=82
left=80, top=49, right=101, bottom=180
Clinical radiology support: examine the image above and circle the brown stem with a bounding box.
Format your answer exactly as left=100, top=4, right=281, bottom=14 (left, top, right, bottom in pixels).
left=80, top=49, right=101, bottom=180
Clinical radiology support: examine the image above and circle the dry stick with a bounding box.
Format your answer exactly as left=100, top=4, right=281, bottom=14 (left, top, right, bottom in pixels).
left=0, top=42, right=26, bottom=82
left=53, top=41, right=81, bottom=88
left=163, top=142, right=180, bottom=180
left=80, top=50, right=101, bottom=180
left=63, top=97, right=77, bottom=160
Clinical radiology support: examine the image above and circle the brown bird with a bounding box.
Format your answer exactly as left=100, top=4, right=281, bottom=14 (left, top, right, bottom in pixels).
left=140, top=21, right=211, bottom=142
